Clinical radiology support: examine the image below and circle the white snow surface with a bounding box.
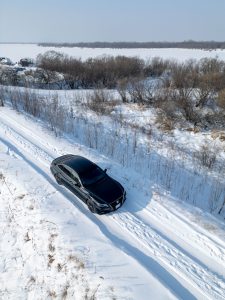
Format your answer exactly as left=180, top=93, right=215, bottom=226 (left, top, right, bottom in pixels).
left=1, top=107, right=225, bottom=299
left=1, top=43, right=225, bottom=62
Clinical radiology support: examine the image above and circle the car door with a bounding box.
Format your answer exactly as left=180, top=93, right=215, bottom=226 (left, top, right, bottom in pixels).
left=58, top=164, right=87, bottom=202
left=67, top=169, right=88, bottom=202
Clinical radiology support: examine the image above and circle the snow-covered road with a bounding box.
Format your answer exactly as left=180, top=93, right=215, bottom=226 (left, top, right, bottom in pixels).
left=0, top=107, right=225, bottom=299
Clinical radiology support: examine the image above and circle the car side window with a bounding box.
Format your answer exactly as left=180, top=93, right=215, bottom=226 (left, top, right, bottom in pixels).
left=58, top=165, right=71, bottom=177
left=71, top=173, right=78, bottom=182
left=71, top=173, right=81, bottom=186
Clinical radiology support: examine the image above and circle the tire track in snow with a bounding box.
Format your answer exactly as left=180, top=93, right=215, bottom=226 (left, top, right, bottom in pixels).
left=137, top=202, right=225, bottom=267
left=110, top=211, right=225, bottom=300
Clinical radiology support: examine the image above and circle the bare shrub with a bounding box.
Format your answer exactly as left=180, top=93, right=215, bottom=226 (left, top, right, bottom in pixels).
left=194, top=73, right=215, bottom=108
left=0, top=66, right=19, bottom=86
left=48, top=254, right=55, bottom=267
left=62, top=284, right=70, bottom=300
left=178, top=94, right=199, bottom=123
left=37, top=52, right=144, bottom=89
left=24, top=232, right=31, bottom=242
left=171, top=60, right=198, bottom=90
left=196, top=145, right=217, bottom=169
left=199, top=111, right=225, bottom=130
left=67, top=254, right=85, bottom=270
left=144, top=57, right=170, bottom=77
left=117, top=78, right=129, bottom=103
left=0, top=88, right=4, bottom=106
left=199, top=58, right=225, bottom=92
left=86, top=89, right=117, bottom=115
left=127, top=77, right=155, bottom=105
left=0, top=172, right=5, bottom=181
left=48, top=290, right=57, bottom=298
left=155, top=111, right=176, bottom=132
left=216, top=88, right=225, bottom=109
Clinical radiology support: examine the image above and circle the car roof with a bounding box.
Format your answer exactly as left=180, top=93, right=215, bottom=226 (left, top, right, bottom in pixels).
left=63, top=155, right=95, bottom=174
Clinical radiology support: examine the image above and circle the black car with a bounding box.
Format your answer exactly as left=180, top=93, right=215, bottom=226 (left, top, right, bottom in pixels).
left=50, top=155, right=126, bottom=214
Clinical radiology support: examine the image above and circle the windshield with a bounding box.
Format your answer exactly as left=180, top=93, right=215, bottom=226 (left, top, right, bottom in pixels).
left=80, top=166, right=105, bottom=186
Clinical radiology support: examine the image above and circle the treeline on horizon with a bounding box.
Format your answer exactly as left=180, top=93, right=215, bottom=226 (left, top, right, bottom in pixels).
left=38, top=41, right=225, bottom=49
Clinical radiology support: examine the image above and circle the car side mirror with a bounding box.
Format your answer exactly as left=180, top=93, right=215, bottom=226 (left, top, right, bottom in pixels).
left=104, top=168, right=107, bottom=173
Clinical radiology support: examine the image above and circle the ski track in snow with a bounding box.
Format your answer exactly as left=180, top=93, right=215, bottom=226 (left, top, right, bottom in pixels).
left=0, top=110, right=225, bottom=300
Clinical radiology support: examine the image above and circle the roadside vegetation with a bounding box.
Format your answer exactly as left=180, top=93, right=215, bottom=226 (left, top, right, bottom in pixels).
left=1, top=52, right=225, bottom=132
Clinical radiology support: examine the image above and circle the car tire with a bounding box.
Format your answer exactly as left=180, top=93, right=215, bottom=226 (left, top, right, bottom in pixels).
left=55, top=174, right=62, bottom=185
left=87, top=201, right=95, bottom=213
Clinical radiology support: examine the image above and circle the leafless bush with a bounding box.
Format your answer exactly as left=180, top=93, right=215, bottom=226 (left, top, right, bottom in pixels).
left=48, top=290, right=57, bottom=298
left=198, top=111, right=225, bottom=130
left=117, top=78, right=129, bottom=103
left=126, top=77, right=155, bottom=105
left=62, top=284, right=70, bottom=300
left=48, top=254, right=55, bottom=267
left=37, top=52, right=144, bottom=88
left=178, top=95, right=199, bottom=123
left=67, top=254, right=85, bottom=269
left=0, top=66, right=19, bottom=86
left=199, top=58, right=225, bottom=92
left=155, top=111, right=176, bottom=132
left=207, top=181, right=224, bottom=213
left=170, top=60, right=198, bottom=89
left=86, top=89, right=117, bottom=115
left=196, top=145, right=217, bottom=169
left=216, top=88, right=225, bottom=109
left=194, top=73, right=215, bottom=108
left=144, top=57, right=170, bottom=77
left=0, top=172, right=5, bottom=181
left=0, top=85, right=5, bottom=106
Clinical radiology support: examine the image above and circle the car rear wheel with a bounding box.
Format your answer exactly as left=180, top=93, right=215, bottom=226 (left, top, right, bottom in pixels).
left=87, top=201, right=95, bottom=213
left=55, top=174, right=62, bottom=185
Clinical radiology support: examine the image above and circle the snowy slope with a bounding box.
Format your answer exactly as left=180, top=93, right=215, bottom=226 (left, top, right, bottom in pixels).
left=1, top=107, right=225, bottom=299
left=2, top=85, right=224, bottom=218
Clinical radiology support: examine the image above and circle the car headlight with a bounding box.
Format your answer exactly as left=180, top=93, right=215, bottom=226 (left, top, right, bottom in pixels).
left=90, top=196, right=109, bottom=208
left=95, top=202, right=109, bottom=208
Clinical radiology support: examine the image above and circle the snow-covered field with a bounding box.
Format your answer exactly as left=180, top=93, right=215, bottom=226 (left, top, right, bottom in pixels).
left=1, top=43, right=225, bottom=62
left=1, top=107, right=225, bottom=299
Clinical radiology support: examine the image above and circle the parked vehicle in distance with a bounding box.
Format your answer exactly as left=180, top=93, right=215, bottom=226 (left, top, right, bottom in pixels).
left=50, top=155, right=126, bottom=214
left=0, top=57, right=13, bottom=65
left=19, top=58, right=34, bottom=67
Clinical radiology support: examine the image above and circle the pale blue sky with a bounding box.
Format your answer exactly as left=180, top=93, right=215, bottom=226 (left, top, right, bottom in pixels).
left=1, top=0, right=225, bottom=42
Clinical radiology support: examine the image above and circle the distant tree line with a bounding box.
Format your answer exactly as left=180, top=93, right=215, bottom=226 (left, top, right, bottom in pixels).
left=38, top=41, right=225, bottom=49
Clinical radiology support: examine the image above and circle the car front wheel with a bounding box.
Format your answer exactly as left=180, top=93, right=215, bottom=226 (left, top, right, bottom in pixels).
left=54, top=174, right=62, bottom=185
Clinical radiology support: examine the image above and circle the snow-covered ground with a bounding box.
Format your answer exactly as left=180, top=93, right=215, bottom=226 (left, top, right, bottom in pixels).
left=1, top=106, right=225, bottom=299
left=2, top=85, right=225, bottom=218
left=1, top=43, right=225, bottom=62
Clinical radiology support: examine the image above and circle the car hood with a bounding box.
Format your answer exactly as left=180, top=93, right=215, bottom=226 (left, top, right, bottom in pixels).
left=86, top=176, right=123, bottom=204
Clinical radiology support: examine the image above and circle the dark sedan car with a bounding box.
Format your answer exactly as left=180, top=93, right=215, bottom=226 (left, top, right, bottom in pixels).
left=50, top=155, right=126, bottom=214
